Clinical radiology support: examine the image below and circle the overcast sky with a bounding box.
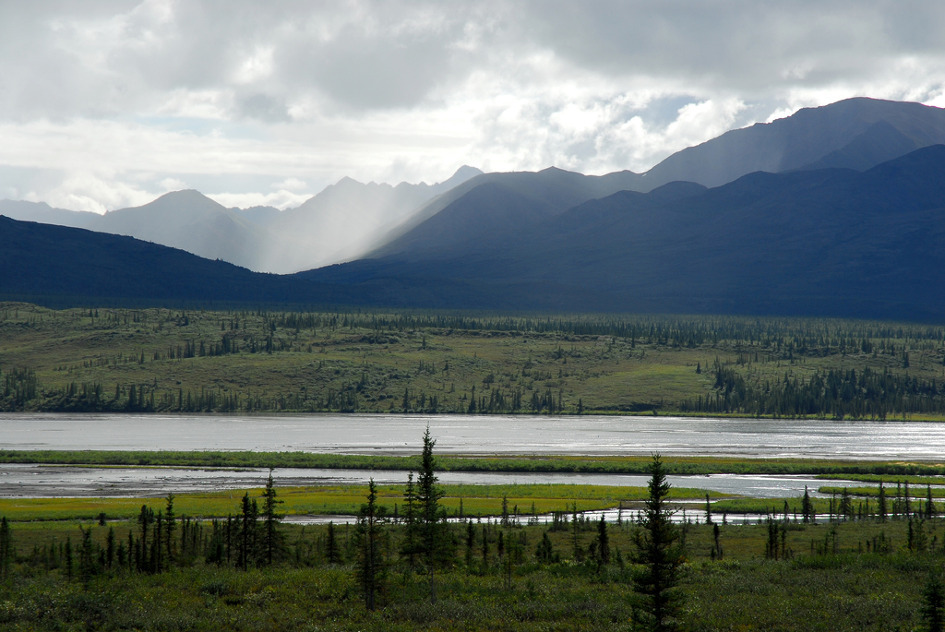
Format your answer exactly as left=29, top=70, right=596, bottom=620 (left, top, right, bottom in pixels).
left=2, top=0, right=944, bottom=213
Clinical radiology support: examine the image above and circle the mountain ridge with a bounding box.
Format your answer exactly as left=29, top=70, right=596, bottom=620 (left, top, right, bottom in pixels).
left=5, top=98, right=945, bottom=320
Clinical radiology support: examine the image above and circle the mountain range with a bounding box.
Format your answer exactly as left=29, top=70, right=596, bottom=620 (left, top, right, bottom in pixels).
left=3, top=97, right=945, bottom=319
left=0, top=166, right=483, bottom=273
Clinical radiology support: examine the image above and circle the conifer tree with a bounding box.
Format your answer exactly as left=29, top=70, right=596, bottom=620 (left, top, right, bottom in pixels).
left=632, top=453, right=684, bottom=632
left=354, top=478, right=387, bottom=611
left=238, top=493, right=257, bottom=570
left=261, top=469, right=283, bottom=566
left=326, top=521, right=341, bottom=565
left=105, top=527, right=115, bottom=570
left=0, top=517, right=12, bottom=578
left=802, top=486, right=814, bottom=524
left=536, top=530, right=554, bottom=564
left=416, top=427, right=448, bottom=602
left=164, top=494, right=176, bottom=565
left=400, top=472, right=419, bottom=568
left=596, top=514, right=610, bottom=572
left=78, top=526, right=96, bottom=583
left=878, top=482, right=888, bottom=522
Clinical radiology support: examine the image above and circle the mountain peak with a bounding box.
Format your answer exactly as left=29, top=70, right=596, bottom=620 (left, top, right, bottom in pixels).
left=641, top=97, right=945, bottom=189
left=451, top=165, right=483, bottom=179
left=153, top=189, right=213, bottom=203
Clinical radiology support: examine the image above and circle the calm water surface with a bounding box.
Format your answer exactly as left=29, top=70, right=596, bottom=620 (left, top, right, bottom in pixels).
left=2, top=412, right=943, bottom=459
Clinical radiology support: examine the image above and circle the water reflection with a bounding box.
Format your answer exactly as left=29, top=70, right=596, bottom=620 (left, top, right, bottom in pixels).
left=2, top=412, right=945, bottom=460
left=0, top=463, right=857, bottom=500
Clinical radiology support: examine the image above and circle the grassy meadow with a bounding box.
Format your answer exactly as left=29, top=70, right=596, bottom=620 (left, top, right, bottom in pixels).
left=0, top=474, right=943, bottom=631
left=3, top=302, right=945, bottom=628
left=2, top=301, right=945, bottom=417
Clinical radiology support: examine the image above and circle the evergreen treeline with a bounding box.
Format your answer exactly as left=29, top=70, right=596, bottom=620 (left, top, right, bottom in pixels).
left=683, top=361, right=945, bottom=419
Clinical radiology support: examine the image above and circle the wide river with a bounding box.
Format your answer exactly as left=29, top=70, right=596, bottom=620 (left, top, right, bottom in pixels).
left=3, top=412, right=943, bottom=459
left=1, top=413, right=942, bottom=499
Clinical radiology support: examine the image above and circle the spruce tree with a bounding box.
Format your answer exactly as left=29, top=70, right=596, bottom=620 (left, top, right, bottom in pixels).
left=632, top=453, right=684, bottom=632
left=0, top=517, right=11, bottom=578
left=416, top=427, right=447, bottom=602
left=878, top=482, right=888, bottom=522
left=238, top=493, right=257, bottom=570
left=326, top=521, right=341, bottom=565
left=164, top=494, right=176, bottom=565
left=355, top=478, right=386, bottom=611
left=400, top=472, right=419, bottom=568
left=261, top=469, right=283, bottom=566
left=596, top=514, right=610, bottom=572
left=802, top=486, right=814, bottom=524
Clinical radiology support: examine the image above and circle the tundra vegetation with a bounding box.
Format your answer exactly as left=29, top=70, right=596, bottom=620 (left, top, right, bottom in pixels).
left=1, top=445, right=945, bottom=630
left=4, top=303, right=945, bottom=628
left=2, top=302, right=945, bottom=418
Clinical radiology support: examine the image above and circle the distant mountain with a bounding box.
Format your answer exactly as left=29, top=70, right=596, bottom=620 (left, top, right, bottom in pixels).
left=0, top=167, right=483, bottom=274
left=0, top=200, right=99, bottom=229
left=0, top=216, right=349, bottom=306
left=363, top=99, right=945, bottom=263
left=6, top=146, right=945, bottom=319
left=97, top=190, right=277, bottom=271
left=5, top=98, right=944, bottom=277
left=232, top=205, right=282, bottom=227
left=0, top=192, right=274, bottom=271
left=7, top=99, right=945, bottom=320
left=371, top=167, right=643, bottom=260
left=640, top=98, right=945, bottom=189
left=304, top=146, right=945, bottom=320
left=265, top=165, right=483, bottom=272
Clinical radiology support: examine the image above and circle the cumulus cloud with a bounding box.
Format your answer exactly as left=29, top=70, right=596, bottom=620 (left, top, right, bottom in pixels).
left=3, top=1, right=945, bottom=210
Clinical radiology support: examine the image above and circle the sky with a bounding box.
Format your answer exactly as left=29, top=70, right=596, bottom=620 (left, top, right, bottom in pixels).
left=2, top=0, right=945, bottom=214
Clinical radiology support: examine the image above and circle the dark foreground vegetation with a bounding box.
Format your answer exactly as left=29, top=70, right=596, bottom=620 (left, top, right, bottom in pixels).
left=3, top=302, right=945, bottom=418
left=2, top=447, right=945, bottom=630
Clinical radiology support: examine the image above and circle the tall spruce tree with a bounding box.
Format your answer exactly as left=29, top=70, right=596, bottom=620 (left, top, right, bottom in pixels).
left=801, top=486, right=814, bottom=524
left=261, top=469, right=283, bottom=566
left=596, top=514, right=610, bottom=573
left=416, top=427, right=447, bottom=602
left=326, top=521, right=341, bottom=565
left=164, top=494, right=176, bottom=565
left=401, top=472, right=419, bottom=569
left=355, top=478, right=387, bottom=611
left=632, top=453, right=684, bottom=632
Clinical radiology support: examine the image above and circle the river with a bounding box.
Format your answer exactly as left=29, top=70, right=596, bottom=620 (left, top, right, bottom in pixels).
left=1, top=413, right=942, bottom=499
left=2, top=412, right=944, bottom=459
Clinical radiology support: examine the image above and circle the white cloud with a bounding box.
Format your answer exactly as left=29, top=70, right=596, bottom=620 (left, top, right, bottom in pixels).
left=3, top=1, right=945, bottom=211
left=207, top=189, right=310, bottom=211
left=27, top=172, right=158, bottom=214
left=272, top=178, right=308, bottom=192
left=159, top=177, right=188, bottom=191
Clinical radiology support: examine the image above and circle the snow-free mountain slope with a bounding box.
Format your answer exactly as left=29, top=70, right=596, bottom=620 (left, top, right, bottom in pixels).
left=639, top=98, right=945, bottom=189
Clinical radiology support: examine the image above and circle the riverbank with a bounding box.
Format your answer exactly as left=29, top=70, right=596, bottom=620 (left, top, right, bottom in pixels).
left=3, top=449, right=945, bottom=476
